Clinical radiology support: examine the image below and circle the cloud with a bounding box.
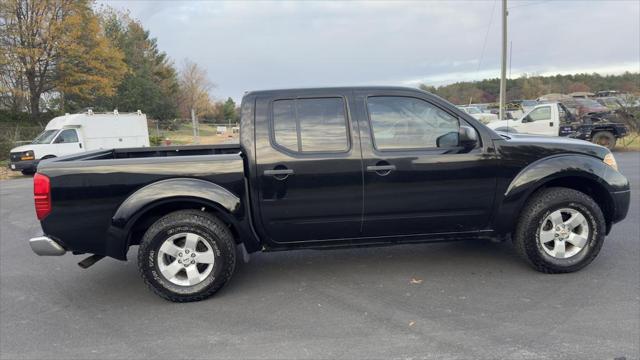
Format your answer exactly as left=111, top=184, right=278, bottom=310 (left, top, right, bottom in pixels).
left=102, top=0, right=640, bottom=101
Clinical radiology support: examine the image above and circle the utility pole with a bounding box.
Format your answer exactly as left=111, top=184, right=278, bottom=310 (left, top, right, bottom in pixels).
left=191, top=108, right=199, bottom=144
left=499, top=0, right=508, bottom=121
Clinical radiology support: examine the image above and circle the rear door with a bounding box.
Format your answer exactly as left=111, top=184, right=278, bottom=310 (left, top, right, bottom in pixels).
left=254, top=91, right=364, bottom=244
left=355, top=89, right=496, bottom=237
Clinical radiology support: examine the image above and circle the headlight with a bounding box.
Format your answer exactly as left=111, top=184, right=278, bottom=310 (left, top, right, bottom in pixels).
left=603, top=153, right=618, bottom=171
left=20, top=151, right=34, bottom=161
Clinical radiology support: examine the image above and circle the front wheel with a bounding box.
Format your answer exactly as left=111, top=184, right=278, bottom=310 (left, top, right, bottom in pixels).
left=137, top=209, right=236, bottom=302
left=513, top=187, right=605, bottom=273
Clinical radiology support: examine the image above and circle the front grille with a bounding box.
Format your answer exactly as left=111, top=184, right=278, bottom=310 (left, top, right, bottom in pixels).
left=10, top=152, right=22, bottom=162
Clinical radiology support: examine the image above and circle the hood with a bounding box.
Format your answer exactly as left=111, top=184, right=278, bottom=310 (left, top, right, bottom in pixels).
left=10, top=144, right=38, bottom=153
left=495, top=131, right=610, bottom=160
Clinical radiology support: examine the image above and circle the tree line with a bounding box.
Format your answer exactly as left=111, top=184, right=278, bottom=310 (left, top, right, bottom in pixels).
left=419, top=72, right=639, bottom=105
left=0, top=0, right=238, bottom=126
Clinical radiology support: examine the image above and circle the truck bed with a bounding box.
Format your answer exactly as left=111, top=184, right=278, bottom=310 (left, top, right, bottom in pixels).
left=48, top=144, right=242, bottom=162
left=36, top=144, right=246, bottom=260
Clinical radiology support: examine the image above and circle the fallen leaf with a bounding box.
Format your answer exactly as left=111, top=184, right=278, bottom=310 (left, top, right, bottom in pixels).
left=409, top=321, right=416, bottom=327
left=409, top=277, right=423, bottom=284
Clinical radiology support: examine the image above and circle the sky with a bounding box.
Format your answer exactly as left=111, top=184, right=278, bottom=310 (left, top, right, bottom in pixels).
left=103, top=0, right=640, bottom=102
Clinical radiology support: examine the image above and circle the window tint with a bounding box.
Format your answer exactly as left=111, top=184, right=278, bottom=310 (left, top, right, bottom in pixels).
left=54, top=129, right=78, bottom=143
left=529, top=106, right=552, bottom=121
left=272, top=98, right=348, bottom=153
left=367, top=97, right=459, bottom=150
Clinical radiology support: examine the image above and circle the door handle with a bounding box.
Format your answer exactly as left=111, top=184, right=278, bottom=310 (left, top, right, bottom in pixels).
left=367, top=162, right=396, bottom=176
left=264, top=168, right=294, bottom=180
left=79, top=143, right=82, bottom=148
left=366, top=165, right=396, bottom=172
left=549, top=122, right=554, bottom=127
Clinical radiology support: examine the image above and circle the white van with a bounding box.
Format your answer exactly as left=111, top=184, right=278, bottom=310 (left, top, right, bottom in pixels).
left=9, top=110, right=149, bottom=174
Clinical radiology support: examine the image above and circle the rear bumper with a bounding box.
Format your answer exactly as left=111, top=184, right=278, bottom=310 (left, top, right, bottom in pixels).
left=29, top=236, right=66, bottom=256
left=9, top=159, right=38, bottom=172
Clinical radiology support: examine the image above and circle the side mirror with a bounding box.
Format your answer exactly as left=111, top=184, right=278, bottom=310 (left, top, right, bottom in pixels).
left=459, top=125, right=478, bottom=149
left=522, top=115, right=532, bottom=123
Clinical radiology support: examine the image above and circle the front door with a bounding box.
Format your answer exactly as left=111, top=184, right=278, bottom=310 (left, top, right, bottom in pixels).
left=355, top=90, right=496, bottom=238
left=52, top=129, right=83, bottom=156
left=518, top=105, right=556, bottom=136
left=254, top=92, right=364, bottom=244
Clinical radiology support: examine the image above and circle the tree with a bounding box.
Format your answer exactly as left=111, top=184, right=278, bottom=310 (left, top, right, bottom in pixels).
left=0, top=0, right=127, bottom=119
left=221, top=97, right=238, bottom=124
left=95, top=8, right=179, bottom=121
left=178, top=59, right=214, bottom=119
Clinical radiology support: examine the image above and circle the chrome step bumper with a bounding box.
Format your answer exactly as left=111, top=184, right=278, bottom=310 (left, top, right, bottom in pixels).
left=29, top=236, right=66, bottom=256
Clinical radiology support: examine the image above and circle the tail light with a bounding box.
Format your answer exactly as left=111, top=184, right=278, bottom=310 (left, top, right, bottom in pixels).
left=34, top=173, right=51, bottom=220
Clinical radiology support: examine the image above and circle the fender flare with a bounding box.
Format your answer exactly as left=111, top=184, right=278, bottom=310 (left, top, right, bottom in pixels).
left=106, top=178, right=241, bottom=260
left=493, top=154, right=610, bottom=234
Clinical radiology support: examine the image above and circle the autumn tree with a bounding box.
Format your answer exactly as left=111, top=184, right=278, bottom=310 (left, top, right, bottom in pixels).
left=0, top=0, right=127, bottom=119
left=178, top=59, right=214, bottom=119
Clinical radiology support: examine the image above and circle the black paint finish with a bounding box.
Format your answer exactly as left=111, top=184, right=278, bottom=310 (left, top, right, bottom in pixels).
left=35, top=86, right=630, bottom=260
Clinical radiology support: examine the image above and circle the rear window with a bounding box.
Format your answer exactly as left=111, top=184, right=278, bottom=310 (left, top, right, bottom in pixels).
left=272, top=98, right=349, bottom=153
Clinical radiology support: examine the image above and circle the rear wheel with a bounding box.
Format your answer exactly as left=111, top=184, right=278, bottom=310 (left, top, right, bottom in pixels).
left=137, top=209, right=236, bottom=302
left=21, top=169, right=35, bottom=176
left=513, top=187, right=605, bottom=273
left=591, top=131, right=616, bottom=150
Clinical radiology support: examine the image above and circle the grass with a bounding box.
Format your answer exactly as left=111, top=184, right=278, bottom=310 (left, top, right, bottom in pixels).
left=156, top=123, right=238, bottom=145
left=617, top=132, right=640, bottom=151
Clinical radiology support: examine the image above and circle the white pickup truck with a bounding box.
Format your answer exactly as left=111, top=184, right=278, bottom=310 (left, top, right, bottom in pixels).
left=487, top=102, right=628, bottom=149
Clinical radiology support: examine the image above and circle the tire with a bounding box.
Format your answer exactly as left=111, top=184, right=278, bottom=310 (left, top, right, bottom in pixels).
left=21, top=169, right=35, bottom=176
left=137, top=209, right=236, bottom=302
left=591, top=131, right=616, bottom=150
left=513, top=187, right=605, bottom=273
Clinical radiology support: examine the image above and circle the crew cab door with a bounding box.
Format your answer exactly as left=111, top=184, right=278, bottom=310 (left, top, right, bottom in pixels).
left=51, top=129, right=83, bottom=156
left=355, top=90, right=496, bottom=237
left=517, top=105, right=558, bottom=136
left=253, top=91, right=364, bottom=243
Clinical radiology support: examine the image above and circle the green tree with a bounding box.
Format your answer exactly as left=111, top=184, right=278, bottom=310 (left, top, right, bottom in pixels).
left=221, top=97, right=238, bottom=124
left=95, top=9, right=179, bottom=121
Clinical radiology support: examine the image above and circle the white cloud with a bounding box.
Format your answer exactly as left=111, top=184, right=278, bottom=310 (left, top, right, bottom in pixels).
left=103, top=0, right=640, bottom=101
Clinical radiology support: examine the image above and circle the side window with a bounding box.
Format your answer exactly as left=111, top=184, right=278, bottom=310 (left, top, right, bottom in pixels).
left=54, top=129, right=78, bottom=143
left=558, top=104, right=569, bottom=123
left=367, top=96, right=459, bottom=150
left=528, top=106, right=552, bottom=121
left=272, top=97, right=349, bottom=153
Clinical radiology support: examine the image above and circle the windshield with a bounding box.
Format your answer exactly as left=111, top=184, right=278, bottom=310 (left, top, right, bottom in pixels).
left=32, top=130, right=59, bottom=144
left=466, top=107, right=481, bottom=114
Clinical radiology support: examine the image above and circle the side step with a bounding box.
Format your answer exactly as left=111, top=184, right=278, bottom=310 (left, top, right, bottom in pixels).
left=78, top=254, right=105, bottom=269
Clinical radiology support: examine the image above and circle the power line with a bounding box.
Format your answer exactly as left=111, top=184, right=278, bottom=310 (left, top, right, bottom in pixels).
left=476, top=0, right=498, bottom=76
left=508, top=0, right=552, bottom=9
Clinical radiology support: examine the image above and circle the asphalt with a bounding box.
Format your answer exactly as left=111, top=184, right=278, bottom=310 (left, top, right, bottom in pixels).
left=1, top=152, right=639, bottom=360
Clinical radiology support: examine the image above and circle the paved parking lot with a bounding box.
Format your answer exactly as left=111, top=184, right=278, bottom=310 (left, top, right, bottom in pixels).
left=1, top=152, right=638, bottom=359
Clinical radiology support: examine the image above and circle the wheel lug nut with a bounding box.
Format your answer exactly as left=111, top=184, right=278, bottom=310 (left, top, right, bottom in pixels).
left=191, top=253, right=196, bottom=257
left=178, top=259, right=182, bottom=263
left=191, top=260, right=195, bottom=264
left=185, top=250, right=189, bottom=254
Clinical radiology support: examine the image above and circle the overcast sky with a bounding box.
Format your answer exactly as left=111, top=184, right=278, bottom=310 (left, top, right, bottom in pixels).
left=104, top=0, right=639, bottom=102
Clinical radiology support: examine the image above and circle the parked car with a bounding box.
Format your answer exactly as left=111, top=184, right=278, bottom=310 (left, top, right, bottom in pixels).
left=487, top=102, right=628, bottom=149
left=457, top=106, right=499, bottom=124
left=9, top=110, right=149, bottom=175
left=29, top=86, right=630, bottom=302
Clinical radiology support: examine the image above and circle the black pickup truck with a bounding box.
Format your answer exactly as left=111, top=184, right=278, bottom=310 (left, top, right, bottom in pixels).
left=30, top=87, right=630, bottom=302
